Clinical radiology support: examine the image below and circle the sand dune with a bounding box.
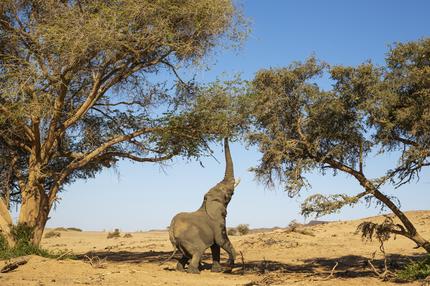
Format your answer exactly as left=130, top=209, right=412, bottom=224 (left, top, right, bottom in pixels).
left=1, top=210, right=429, bottom=285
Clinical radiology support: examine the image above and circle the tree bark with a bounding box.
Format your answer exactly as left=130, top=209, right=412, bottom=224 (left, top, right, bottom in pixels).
left=18, top=184, right=50, bottom=246
left=0, top=198, right=14, bottom=247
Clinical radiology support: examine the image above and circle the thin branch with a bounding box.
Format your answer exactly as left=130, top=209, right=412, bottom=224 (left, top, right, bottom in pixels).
left=47, top=126, right=163, bottom=206
left=100, top=151, right=177, bottom=163
left=359, top=141, right=363, bottom=174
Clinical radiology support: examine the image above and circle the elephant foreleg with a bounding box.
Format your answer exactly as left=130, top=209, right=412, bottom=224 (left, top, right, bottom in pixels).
left=210, top=244, right=222, bottom=272
left=215, top=228, right=236, bottom=266
left=220, top=239, right=236, bottom=266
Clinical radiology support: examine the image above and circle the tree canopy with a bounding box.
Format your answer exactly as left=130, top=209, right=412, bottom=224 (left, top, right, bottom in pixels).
left=244, top=38, right=430, bottom=252
left=0, top=0, right=246, bottom=245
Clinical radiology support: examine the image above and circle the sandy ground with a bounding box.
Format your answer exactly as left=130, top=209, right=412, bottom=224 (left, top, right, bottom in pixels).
left=1, top=211, right=429, bottom=286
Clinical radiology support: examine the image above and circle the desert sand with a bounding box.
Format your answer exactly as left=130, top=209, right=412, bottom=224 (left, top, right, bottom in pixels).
left=1, top=210, right=429, bottom=286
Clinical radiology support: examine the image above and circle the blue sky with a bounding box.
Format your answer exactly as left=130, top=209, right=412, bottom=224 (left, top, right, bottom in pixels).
left=43, top=0, right=430, bottom=231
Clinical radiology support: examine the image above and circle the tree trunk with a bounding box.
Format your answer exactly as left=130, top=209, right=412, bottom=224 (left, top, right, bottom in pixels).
left=360, top=179, right=430, bottom=253
left=18, top=184, right=50, bottom=246
left=0, top=199, right=14, bottom=247
left=411, top=234, right=430, bottom=253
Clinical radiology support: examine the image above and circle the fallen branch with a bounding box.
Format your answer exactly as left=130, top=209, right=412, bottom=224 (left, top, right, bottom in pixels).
left=367, top=259, right=392, bottom=280
left=322, top=261, right=339, bottom=280
left=56, top=250, right=73, bottom=260
left=84, top=255, right=107, bottom=269
left=1, top=258, right=28, bottom=273
left=367, top=239, right=393, bottom=280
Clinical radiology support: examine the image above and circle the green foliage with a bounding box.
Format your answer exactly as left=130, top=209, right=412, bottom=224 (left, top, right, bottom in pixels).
left=0, top=225, right=50, bottom=259
left=246, top=56, right=377, bottom=197
left=10, top=224, right=34, bottom=246
left=243, top=38, right=430, bottom=252
left=0, top=225, right=76, bottom=260
left=0, top=233, right=8, bottom=251
left=0, top=0, right=248, bottom=244
left=245, top=38, right=430, bottom=214
left=301, top=193, right=366, bottom=218
left=236, top=224, right=250, bottom=235
left=355, top=216, right=397, bottom=243
left=368, top=38, right=430, bottom=186
left=397, top=255, right=430, bottom=281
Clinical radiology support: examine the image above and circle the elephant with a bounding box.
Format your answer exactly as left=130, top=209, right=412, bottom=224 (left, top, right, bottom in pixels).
left=168, top=138, right=238, bottom=274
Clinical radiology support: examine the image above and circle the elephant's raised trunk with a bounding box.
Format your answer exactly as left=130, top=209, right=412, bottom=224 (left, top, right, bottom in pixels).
left=223, top=138, right=234, bottom=182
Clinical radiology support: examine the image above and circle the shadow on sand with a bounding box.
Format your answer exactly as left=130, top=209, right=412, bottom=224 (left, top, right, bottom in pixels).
left=77, top=250, right=426, bottom=280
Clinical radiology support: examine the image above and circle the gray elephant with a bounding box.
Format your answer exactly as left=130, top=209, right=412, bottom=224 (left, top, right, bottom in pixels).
left=168, top=138, right=238, bottom=274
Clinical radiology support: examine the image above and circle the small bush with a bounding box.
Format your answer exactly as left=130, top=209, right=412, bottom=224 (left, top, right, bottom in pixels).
left=123, top=233, right=133, bottom=238
left=11, top=224, right=34, bottom=244
left=286, top=220, right=315, bottom=236
left=0, top=233, right=9, bottom=251
left=54, top=227, right=68, bottom=231
left=107, top=229, right=121, bottom=239
left=67, top=227, right=82, bottom=232
left=227, top=228, right=237, bottom=236
left=0, top=225, right=51, bottom=259
left=397, top=255, right=430, bottom=281
left=287, top=220, right=301, bottom=232
left=44, top=231, right=61, bottom=238
left=0, top=225, right=76, bottom=260
left=236, top=224, right=250, bottom=235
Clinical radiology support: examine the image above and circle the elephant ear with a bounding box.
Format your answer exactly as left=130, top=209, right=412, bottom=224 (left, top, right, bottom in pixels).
left=205, top=200, right=225, bottom=221
left=204, top=191, right=225, bottom=221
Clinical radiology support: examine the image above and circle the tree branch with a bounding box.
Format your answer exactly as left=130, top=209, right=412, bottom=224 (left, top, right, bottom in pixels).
left=100, top=151, right=177, bottom=163
left=47, top=126, right=163, bottom=206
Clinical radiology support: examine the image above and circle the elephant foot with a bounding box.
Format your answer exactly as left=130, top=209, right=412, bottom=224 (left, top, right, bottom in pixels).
left=186, top=265, right=200, bottom=274
left=176, top=262, right=185, bottom=272
left=211, top=262, right=222, bottom=272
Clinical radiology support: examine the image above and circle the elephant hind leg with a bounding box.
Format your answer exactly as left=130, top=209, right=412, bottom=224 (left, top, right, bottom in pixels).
left=176, top=255, right=189, bottom=272
left=187, top=251, right=202, bottom=274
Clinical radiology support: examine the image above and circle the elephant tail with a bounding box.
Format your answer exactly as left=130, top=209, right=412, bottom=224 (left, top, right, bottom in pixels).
left=159, top=219, right=179, bottom=265
left=159, top=248, right=178, bottom=266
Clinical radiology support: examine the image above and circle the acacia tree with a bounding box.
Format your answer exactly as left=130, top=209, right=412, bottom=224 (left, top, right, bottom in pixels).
left=245, top=39, right=430, bottom=253
left=0, top=0, right=245, bottom=246
left=368, top=38, right=430, bottom=186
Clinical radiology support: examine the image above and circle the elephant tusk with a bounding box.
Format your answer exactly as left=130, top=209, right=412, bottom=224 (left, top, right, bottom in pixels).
left=234, top=178, right=241, bottom=188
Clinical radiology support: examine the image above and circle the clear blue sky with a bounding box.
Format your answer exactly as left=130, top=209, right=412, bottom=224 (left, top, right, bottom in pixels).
left=42, top=0, right=430, bottom=231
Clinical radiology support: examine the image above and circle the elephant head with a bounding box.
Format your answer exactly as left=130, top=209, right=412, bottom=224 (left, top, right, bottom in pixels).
left=204, top=138, right=237, bottom=220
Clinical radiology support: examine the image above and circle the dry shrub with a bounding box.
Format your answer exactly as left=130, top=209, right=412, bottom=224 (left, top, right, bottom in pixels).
left=44, top=231, right=61, bottom=239
left=244, top=272, right=288, bottom=286
left=67, top=227, right=82, bottom=232
left=107, top=229, right=121, bottom=239
left=285, top=220, right=315, bottom=236
left=84, top=255, right=107, bottom=269
left=123, top=233, right=133, bottom=238
left=237, top=224, right=250, bottom=235
left=227, top=228, right=237, bottom=236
